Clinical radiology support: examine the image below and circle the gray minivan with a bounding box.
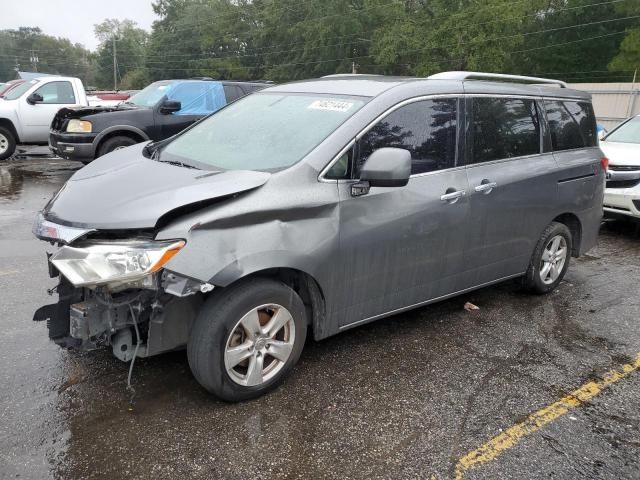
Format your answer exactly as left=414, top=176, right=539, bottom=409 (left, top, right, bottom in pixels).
left=33, top=71, right=605, bottom=401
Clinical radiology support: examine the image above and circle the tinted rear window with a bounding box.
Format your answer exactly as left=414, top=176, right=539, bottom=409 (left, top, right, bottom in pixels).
left=471, top=97, right=541, bottom=163
left=223, top=84, right=245, bottom=103
left=545, top=100, right=597, bottom=150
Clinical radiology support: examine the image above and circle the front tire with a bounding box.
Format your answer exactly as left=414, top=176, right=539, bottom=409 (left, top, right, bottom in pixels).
left=188, top=278, right=307, bottom=402
left=0, top=127, right=16, bottom=161
left=97, top=135, right=137, bottom=158
left=522, top=221, right=572, bottom=294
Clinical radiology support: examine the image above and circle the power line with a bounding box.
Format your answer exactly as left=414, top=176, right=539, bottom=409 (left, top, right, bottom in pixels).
left=122, top=0, right=633, bottom=60
left=6, top=0, right=627, bottom=73
left=102, top=16, right=635, bottom=72
left=105, top=28, right=630, bottom=75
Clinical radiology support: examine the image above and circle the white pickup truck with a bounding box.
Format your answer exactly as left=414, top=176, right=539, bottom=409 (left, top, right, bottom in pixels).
left=0, top=76, right=88, bottom=160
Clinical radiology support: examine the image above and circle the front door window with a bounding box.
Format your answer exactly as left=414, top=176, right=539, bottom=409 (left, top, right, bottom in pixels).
left=33, top=81, right=75, bottom=104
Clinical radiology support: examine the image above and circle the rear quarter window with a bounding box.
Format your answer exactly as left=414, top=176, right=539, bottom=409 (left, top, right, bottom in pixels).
left=223, top=84, right=245, bottom=103
left=545, top=100, right=597, bottom=151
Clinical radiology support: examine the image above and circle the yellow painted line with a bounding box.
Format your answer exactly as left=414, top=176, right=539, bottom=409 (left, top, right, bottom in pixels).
left=455, top=353, right=640, bottom=480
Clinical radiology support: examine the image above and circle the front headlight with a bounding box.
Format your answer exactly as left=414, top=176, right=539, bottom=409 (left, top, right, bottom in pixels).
left=66, top=119, right=92, bottom=133
left=51, top=239, right=185, bottom=287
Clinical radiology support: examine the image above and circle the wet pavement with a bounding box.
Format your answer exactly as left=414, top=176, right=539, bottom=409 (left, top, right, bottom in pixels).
left=1, top=157, right=639, bottom=480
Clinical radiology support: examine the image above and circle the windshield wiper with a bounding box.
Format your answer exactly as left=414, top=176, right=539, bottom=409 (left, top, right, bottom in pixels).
left=157, top=159, right=199, bottom=170
left=147, top=143, right=198, bottom=169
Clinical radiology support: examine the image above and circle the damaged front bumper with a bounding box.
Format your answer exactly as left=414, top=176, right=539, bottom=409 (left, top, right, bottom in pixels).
left=32, top=216, right=213, bottom=361
left=33, top=262, right=210, bottom=361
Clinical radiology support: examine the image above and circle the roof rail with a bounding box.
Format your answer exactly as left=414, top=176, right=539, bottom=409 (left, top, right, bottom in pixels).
left=428, top=71, right=567, bottom=88
left=321, top=73, right=382, bottom=78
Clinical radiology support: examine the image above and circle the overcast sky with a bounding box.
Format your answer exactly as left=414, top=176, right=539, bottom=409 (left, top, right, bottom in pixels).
left=0, top=0, right=158, bottom=50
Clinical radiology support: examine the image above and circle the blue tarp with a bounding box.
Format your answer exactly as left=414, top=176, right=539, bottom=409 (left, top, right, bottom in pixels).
left=165, top=81, right=227, bottom=116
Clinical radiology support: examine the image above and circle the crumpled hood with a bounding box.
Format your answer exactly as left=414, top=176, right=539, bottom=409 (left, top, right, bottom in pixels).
left=600, top=141, right=640, bottom=167
left=57, top=103, right=140, bottom=117
left=43, top=143, right=270, bottom=230
left=51, top=103, right=143, bottom=131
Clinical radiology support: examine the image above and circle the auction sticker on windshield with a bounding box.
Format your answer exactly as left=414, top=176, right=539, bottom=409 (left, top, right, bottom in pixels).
left=308, top=99, right=354, bottom=112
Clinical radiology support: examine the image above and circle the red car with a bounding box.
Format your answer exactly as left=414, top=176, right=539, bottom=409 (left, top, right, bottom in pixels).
left=91, top=91, right=131, bottom=101
left=0, top=80, right=26, bottom=98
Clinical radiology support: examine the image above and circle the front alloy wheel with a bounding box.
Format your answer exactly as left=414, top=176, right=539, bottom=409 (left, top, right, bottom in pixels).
left=224, top=304, right=296, bottom=387
left=188, top=278, right=307, bottom=402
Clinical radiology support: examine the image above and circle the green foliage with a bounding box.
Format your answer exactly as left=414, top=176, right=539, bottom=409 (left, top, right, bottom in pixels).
left=512, top=0, right=632, bottom=83
left=3, top=0, right=638, bottom=87
left=609, top=0, right=640, bottom=75
left=119, top=69, right=149, bottom=89
left=94, top=19, right=149, bottom=89
left=0, top=27, right=95, bottom=83
left=609, top=28, right=640, bottom=73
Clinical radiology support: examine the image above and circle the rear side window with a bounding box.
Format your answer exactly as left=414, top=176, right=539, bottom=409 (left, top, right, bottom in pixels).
left=545, top=100, right=597, bottom=150
left=168, top=82, right=226, bottom=115
left=355, top=98, right=458, bottom=176
left=223, top=84, right=245, bottom=103
left=471, top=97, right=540, bottom=163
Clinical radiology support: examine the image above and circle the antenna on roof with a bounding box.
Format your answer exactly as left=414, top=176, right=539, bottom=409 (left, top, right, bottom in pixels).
left=428, top=71, right=567, bottom=88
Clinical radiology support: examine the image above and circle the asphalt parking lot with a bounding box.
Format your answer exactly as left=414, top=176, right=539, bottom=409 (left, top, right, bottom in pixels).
left=1, top=157, right=639, bottom=480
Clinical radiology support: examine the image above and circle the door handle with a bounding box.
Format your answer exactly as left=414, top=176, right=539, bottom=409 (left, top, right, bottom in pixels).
left=474, top=180, right=498, bottom=194
left=440, top=189, right=466, bottom=203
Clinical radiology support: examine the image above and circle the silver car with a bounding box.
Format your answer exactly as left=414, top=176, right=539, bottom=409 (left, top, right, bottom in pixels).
left=33, top=72, right=605, bottom=401
left=600, top=114, right=640, bottom=218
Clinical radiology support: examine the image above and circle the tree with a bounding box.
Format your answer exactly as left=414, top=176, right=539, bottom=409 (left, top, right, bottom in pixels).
left=94, top=19, right=148, bottom=89
left=608, top=0, right=640, bottom=77
left=0, top=27, right=95, bottom=83
left=512, top=0, right=632, bottom=83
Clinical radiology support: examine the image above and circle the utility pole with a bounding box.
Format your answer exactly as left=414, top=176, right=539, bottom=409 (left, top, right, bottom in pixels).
left=351, top=61, right=357, bottom=74
left=30, top=50, right=39, bottom=72
left=112, top=36, right=118, bottom=90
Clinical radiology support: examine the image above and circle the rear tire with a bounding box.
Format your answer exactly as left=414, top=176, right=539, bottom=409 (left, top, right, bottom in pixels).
left=0, top=127, right=16, bottom=161
left=188, top=278, right=307, bottom=402
left=521, top=221, right=572, bottom=294
left=97, top=135, right=137, bottom=158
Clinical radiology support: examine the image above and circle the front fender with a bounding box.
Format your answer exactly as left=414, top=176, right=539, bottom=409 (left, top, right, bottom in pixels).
left=93, top=125, right=150, bottom=147
left=0, top=113, right=21, bottom=141
left=209, top=250, right=322, bottom=287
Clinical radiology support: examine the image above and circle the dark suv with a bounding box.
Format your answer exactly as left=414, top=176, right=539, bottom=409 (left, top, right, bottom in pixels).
left=49, top=79, right=268, bottom=163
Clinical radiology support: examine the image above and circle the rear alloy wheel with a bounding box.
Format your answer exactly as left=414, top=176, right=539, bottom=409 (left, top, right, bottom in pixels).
left=539, top=235, right=568, bottom=285
left=522, top=221, right=572, bottom=294
left=0, top=127, right=17, bottom=161
left=188, top=278, right=307, bottom=402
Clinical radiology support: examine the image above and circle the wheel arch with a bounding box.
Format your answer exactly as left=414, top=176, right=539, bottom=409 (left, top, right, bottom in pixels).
left=94, top=126, right=149, bottom=153
left=552, top=213, right=582, bottom=257
left=0, top=118, right=20, bottom=143
left=217, top=266, right=326, bottom=339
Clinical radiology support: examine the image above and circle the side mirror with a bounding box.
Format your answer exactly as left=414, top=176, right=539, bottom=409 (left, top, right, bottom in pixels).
left=159, top=100, right=181, bottom=114
left=27, top=92, right=43, bottom=105
left=352, top=147, right=411, bottom=196
left=597, top=129, right=607, bottom=141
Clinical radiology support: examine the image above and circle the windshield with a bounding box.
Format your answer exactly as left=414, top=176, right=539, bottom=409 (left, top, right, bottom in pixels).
left=3, top=80, right=38, bottom=100
left=605, top=116, right=640, bottom=144
left=160, top=93, right=367, bottom=171
left=127, top=81, right=173, bottom=107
